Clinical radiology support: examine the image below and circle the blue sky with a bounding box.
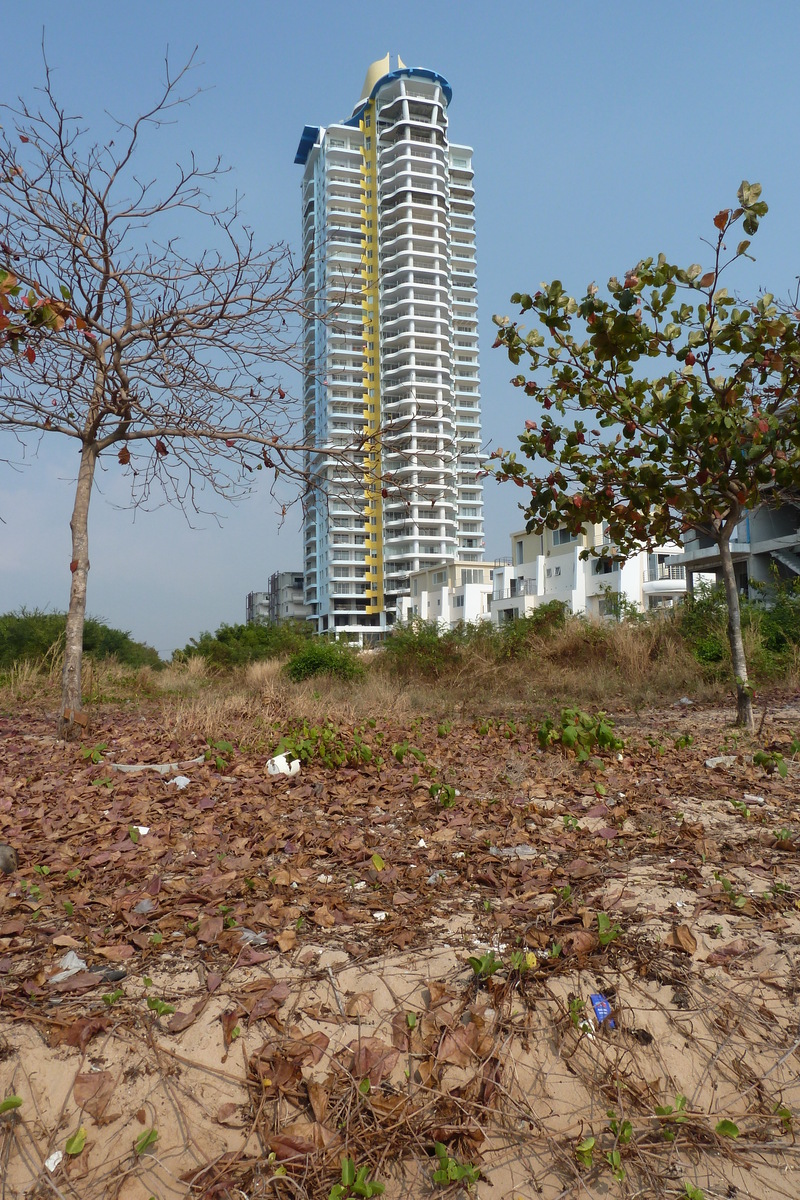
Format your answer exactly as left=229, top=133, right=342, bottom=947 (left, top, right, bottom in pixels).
left=3, top=1, right=800, bottom=656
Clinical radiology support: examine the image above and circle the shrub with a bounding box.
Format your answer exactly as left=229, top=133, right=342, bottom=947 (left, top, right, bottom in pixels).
left=284, top=641, right=365, bottom=683
left=179, top=620, right=311, bottom=667
left=382, top=620, right=462, bottom=679
left=0, top=609, right=161, bottom=669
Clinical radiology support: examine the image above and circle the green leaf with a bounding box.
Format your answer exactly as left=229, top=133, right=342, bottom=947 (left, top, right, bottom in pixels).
left=0, top=1095, right=23, bottom=1114
left=135, top=1128, right=158, bottom=1155
left=65, top=1126, right=87, bottom=1155
left=371, top=853, right=385, bottom=871
left=128, top=825, right=139, bottom=844
left=341, top=1157, right=356, bottom=1187
left=715, top=1119, right=739, bottom=1138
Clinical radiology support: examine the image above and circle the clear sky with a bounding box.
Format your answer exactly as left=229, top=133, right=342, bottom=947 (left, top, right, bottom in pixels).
left=3, top=1, right=800, bottom=657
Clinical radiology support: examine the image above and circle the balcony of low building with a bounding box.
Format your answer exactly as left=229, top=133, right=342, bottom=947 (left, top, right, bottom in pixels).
left=642, top=563, right=688, bottom=594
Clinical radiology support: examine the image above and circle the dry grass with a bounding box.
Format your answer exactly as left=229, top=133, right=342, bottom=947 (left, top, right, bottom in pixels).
left=0, top=614, right=757, bottom=738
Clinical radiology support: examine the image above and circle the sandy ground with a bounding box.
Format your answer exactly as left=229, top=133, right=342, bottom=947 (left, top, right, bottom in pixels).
left=1, top=700, right=799, bottom=1199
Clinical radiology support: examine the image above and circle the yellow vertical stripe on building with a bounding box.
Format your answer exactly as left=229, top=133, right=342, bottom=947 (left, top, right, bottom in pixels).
left=359, top=103, right=383, bottom=615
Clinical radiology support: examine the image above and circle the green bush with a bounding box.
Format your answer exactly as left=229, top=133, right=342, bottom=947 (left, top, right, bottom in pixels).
left=384, top=605, right=569, bottom=678
left=383, top=619, right=463, bottom=679
left=747, top=573, right=800, bottom=653
left=679, top=575, right=800, bottom=677
left=0, top=609, right=161, bottom=669
left=179, top=620, right=311, bottom=667
left=285, top=640, right=364, bottom=683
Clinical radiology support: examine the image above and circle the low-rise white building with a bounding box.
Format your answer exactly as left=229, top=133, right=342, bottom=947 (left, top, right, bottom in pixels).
left=680, top=503, right=800, bottom=595
left=490, top=524, right=686, bottom=624
left=396, top=560, right=506, bottom=629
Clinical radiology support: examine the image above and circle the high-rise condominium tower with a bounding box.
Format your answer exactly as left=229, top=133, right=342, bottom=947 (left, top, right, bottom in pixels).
left=295, top=55, right=482, bottom=641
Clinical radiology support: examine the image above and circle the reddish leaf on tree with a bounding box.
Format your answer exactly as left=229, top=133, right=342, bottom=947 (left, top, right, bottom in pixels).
left=118, top=446, right=131, bottom=465
left=25, top=345, right=35, bottom=364
left=713, top=209, right=729, bottom=230
left=154, top=439, right=168, bottom=457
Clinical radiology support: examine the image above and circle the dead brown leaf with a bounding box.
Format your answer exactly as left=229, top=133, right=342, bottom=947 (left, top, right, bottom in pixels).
left=349, top=1037, right=400, bottom=1085
left=665, top=924, right=697, bottom=955
left=73, top=1071, right=117, bottom=1123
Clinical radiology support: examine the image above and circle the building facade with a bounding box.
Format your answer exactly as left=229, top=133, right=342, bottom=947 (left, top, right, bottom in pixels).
left=246, top=573, right=310, bottom=626
left=296, top=55, right=482, bottom=642
left=245, top=591, right=269, bottom=625
left=396, top=560, right=505, bottom=628
left=490, top=525, right=687, bottom=623
left=680, top=504, right=800, bottom=595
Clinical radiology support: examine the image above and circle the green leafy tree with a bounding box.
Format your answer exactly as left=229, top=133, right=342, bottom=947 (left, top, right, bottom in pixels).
left=491, top=183, right=800, bottom=729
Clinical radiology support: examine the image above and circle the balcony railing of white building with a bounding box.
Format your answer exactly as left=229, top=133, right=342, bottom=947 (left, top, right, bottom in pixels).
left=489, top=579, right=538, bottom=606
left=643, top=564, right=687, bottom=583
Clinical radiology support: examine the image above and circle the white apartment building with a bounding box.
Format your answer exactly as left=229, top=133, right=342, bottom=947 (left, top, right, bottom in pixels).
left=490, top=525, right=686, bottom=624
left=396, top=560, right=504, bottom=628
left=295, top=55, right=483, bottom=643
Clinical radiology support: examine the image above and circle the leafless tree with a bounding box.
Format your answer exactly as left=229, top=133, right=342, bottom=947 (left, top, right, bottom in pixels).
left=0, top=57, right=347, bottom=735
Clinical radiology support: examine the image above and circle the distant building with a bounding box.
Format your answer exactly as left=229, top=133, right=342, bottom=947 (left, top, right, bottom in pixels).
left=246, top=573, right=310, bottom=626
left=245, top=591, right=269, bottom=625
left=680, top=503, right=800, bottom=595
left=396, top=560, right=506, bottom=628
left=489, top=524, right=686, bottom=623
left=295, top=54, right=482, bottom=643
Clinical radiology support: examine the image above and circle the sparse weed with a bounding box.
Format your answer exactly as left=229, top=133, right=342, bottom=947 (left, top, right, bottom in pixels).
left=575, top=1135, right=595, bottom=1168
left=205, top=738, right=235, bottom=771
left=429, top=781, right=457, bottom=807
left=467, top=950, right=503, bottom=980
left=713, top=872, right=748, bottom=910
left=329, top=1156, right=385, bottom=1199
left=753, top=748, right=788, bottom=777
left=274, top=720, right=383, bottom=770
left=432, top=1142, right=481, bottom=1190
left=80, top=741, right=108, bottom=765
left=597, top=911, right=622, bottom=946
left=538, top=707, right=624, bottom=762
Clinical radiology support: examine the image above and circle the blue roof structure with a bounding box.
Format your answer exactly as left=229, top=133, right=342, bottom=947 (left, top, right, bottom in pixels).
left=294, top=68, right=452, bottom=166
left=294, top=125, right=320, bottom=165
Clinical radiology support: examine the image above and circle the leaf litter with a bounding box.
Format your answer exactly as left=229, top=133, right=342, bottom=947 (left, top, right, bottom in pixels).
left=0, top=699, right=799, bottom=1198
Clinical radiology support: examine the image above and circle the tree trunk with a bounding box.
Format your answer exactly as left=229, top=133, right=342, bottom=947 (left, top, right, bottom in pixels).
left=717, top=534, right=754, bottom=731
left=59, top=442, right=97, bottom=739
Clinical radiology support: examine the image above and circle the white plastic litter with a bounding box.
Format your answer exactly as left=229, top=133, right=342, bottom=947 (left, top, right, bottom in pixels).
left=317, top=874, right=334, bottom=884
left=167, top=775, right=192, bottom=789
left=239, top=928, right=271, bottom=946
left=267, top=755, right=301, bottom=777
left=705, top=755, right=737, bottom=769
left=372, top=911, right=388, bottom=922
left=45, top=1150, right=64, bottom=1172
left=136, top=826, right=150, bottom=836
left=49, top=951, right=87, bottom=984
